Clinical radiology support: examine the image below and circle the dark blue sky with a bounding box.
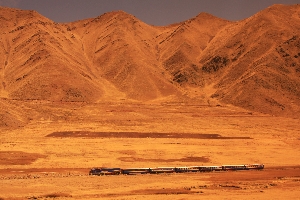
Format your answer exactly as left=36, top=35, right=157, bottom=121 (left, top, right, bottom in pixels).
left=0, top=0, right=299, bottom=25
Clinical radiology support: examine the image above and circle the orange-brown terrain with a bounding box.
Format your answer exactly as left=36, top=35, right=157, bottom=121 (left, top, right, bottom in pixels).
left=0, top=4, right=300, bottom=200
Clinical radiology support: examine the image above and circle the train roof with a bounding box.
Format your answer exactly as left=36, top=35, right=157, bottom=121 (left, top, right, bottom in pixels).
left=122, top=168, right=150, bottom=170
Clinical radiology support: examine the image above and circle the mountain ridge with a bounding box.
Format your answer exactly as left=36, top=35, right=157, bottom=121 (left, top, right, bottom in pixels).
left=0, top=4, right=300, bottom=123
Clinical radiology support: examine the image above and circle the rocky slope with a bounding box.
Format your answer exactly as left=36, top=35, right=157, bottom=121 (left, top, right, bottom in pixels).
left=0, top=4, right=300, bottom=122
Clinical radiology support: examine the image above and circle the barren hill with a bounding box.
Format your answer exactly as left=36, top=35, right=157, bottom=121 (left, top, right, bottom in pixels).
left=0, top=4, right=300, bottom=124
left=199, top=4, right=300, bottom=117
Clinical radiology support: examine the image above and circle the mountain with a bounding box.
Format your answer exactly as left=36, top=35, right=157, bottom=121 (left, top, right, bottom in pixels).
left=0, top=4, right=300, bottom=123
left=67, top=11, right=181, bottom=101
left=199, top=4, right=300, bottom=117
left=0, top=7, right=106, bottom=102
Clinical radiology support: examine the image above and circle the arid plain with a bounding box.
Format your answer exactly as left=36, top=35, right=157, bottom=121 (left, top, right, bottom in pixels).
left=1, top=101, right=300, bottom=199
left=1, top=4, right=300, bottom=200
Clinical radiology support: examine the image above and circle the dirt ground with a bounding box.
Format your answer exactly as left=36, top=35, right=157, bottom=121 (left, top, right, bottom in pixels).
left=0, top=102, right=300, bottom=199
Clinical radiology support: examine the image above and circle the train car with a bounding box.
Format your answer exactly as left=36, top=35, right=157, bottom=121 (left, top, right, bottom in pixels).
left=99, top=168, right=121, bottom=175
left=150, top=167, right=176, bottom=174
left=121, top=168, right=151, bottom=175
left=245, top=164, right=264, bottom=170
left=89, top=168, right=121, bottom=175
left=89, top=168, right=102, bottom=175
left=175, top=166, right=200, bottom=173
left=198, top=166, right=222, bottom=172
left=222, top=165, right=247, bottom=171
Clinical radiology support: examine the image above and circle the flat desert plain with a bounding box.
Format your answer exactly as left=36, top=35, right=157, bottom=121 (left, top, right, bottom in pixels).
left=0, top=101, right=300, bottom=199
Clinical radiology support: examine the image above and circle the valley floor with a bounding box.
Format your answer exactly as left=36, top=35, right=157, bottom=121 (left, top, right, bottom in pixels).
left=0, top=102, right=299, bottom=199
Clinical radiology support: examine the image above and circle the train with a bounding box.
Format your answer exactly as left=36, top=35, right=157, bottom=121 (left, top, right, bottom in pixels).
left=89, top=164, right=264, bottom=176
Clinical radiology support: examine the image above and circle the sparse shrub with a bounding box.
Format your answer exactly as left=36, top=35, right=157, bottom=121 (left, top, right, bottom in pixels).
left=202, top=56, right=229, bottom=73
left=43, top=192, right=72, bottom=198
